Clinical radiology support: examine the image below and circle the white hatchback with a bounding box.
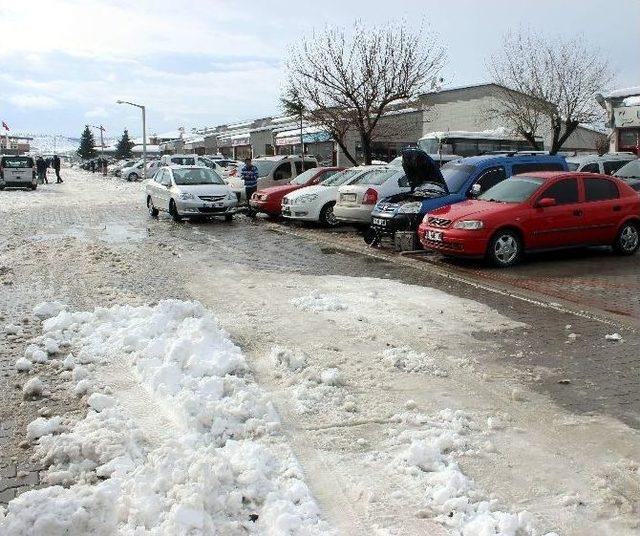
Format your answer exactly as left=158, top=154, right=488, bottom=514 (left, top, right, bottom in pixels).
left=145, top=165, right=238, bottom=221
left=282, top=167, right=373, bottom=226
left=333, top=167, right=409, bottom=225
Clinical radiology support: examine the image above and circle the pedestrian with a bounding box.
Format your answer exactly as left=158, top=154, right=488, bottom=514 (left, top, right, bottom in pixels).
left=52, top=154, right=63, bottom=183
left=90, top=160, right=96, bottom=173
left=36, top=156, right=48, bottom=184
left=240, top=157, right=258, bottom=209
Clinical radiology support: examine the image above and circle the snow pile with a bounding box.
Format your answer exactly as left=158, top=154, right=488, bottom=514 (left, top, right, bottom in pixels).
left=382, top=346, right=448, bottom=376
left=291, top=289, right=347, bottom=312
left=4, top=323, right=23, bottom=336
left=1, top=300, right=332, bottom=535
left=389, top=409, right=550, bottom=535
left=605, top=333, right=623, bottom=342
left=270, top=346, right=308, bottom=371
left=33, top=301, right=67, bottom=320
left=22, top=376, right=45, bottom=398
left=15, top=357, right=32, bottom=372
left=26, top=417, right=62, bottom=441
left=320, top=368, right=344, bottom=386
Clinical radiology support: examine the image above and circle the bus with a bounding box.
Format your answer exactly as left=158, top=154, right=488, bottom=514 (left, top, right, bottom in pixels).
left=418, top=130, right=544, bottom=158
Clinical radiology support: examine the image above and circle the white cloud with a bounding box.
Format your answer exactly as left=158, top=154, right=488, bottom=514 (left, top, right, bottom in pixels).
left=85, top=107, right=108, bottom=118
left=8, top=94, right=60, bottom=110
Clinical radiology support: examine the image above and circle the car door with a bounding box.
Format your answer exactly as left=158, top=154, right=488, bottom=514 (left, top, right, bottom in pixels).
left=525, top=178, right=585, bottom=249
left=581, top=176, right=624, bottom=244
left=157, top=169, right=173, bottom=208
left=266, top=162, right=292, bottom=189
left=149, top=169, right=165, bottom=206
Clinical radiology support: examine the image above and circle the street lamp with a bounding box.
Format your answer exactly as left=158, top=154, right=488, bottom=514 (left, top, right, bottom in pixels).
left=88, top=125, right=105, bottom=157
left=116, top=100, right=147, bottom=179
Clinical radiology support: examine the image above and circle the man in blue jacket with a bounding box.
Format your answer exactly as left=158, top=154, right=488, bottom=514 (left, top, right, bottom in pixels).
left=240, top=157, right=258, bottom=207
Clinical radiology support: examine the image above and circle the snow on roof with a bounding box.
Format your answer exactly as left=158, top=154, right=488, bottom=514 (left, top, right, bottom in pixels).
left=275, top=126, right=326, bottom=138
left=420, top=127, right=544, bottom=141
left=622, top=95, right=640, bottom=107
left=604, top=86, right=640, bottom=99
left=154, top=130, right=183, bottom=140
left=131, top=144, right=160, bottom=153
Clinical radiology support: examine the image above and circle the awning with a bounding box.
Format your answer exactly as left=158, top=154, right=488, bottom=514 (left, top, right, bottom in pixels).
left=275, top=127, right=332, bottom=146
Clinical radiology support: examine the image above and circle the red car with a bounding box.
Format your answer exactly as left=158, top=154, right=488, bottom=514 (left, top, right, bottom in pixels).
left=418, top=172, right=640, bottom=267
left=249, top=167, right=344, bottom=217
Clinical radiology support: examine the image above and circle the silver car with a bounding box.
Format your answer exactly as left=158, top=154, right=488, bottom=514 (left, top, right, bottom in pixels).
left=145, top=165, right=238, bottom=221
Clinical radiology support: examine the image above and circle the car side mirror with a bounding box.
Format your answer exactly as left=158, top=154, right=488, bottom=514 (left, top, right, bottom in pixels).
left=469, top=184, right=482, bottom=198
left=536, top=197, right=556, bottom=208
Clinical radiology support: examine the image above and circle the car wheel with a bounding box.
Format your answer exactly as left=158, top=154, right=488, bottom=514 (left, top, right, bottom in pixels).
left=147, top=196, right=159, bottom=217
left=488, top=229, right=522, bottom=267
left=319, top=202, right=338, bottom=226
left=127, top=172, right=139, bottom=182
left=363, top=227, right=380, bottom=247
left=169, top=199, right=182, bottom=222
left=30, top=184, right=37, bottom=190
left=613, top=222, right=639, bottom=255
left=225, top=214, right=233, bottom=222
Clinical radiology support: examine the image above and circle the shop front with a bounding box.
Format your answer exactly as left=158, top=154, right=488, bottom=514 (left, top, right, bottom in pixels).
left=602, top=88, right=640, bottom=155
left=274, top=129, right=335, bottom=166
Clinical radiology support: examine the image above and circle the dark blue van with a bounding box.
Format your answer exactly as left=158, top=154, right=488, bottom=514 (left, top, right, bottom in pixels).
left=369, top=153, right=568, bottom=249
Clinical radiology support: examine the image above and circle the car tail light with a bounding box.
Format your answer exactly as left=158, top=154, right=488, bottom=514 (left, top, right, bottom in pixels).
left=362, top=188, right=378, bottom=205
left=229, top=168, right=237, bottom=176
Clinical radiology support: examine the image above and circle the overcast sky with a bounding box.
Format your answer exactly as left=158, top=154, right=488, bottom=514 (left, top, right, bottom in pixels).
left=1, top=0, right=638, bottom=138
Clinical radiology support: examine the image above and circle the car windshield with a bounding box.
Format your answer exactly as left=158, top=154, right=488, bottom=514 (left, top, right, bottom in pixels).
left=566, top=162, right=580, bottom=171
left=440, top=163, right=476, bottom=192
left=1, top=157, right=33, bottom=168
left=291, top=168, right=319, bottom=185
left=479, top=176, right=544, bottom=203
left=172, top=167, right=224, bottom=185
left=322, top=169, right=360, bottom=186
left=615, top=159, right=640, bottom=179
left=171, top=157, right=196, bottom=165
left=253, top=160, right=278, bottom=177
left=354, top=169, right=397, bottom=185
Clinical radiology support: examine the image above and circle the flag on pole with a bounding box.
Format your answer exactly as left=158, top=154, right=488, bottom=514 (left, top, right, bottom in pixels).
left=1, top=121, right=9, bottom=131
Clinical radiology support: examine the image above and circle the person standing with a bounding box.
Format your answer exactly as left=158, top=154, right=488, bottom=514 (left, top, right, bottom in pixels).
left=52, top=154, right=63, bottom=183
left=36, top=156, right=48, bottom=184
left=240, top=157, right=258, bottom=206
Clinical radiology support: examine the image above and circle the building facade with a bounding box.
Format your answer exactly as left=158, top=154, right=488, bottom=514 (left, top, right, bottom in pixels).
left=599, top=87, right=640, bottom=155
left=158, top=83, right=606, bottom=165
left=0, top=135, right=32, bottom=155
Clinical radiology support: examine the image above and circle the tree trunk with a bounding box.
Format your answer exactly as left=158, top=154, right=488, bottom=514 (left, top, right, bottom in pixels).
left=553, top=120, right=580, bottom=154
left=334, top=137, right=357, bottom=166
left=360, top=133, right=373, bottom=165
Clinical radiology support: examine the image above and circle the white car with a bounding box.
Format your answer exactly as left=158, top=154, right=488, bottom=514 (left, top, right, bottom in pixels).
left=159, top=154, right=202, bottom=167
left=226, top=155, right=318, bottom=202
left=566, top=153, right=636, bottom=175
left=0, top=155, right=37, bottom=190
left=145, top=165, right=238, bottom=222
left=282, top=167, right=373, bottom=226
left=334, top=167, right=409, bottom=225
left=121, top=160, right=147, bottom=181
left=199, top=156, right=241, bottom=180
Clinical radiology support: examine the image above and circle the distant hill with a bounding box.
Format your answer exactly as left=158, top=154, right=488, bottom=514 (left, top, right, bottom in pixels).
left=15, top=133, right=115, bottom=155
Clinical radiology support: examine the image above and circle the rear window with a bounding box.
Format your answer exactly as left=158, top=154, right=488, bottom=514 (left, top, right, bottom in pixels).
left=354, top=169, right=398, bottom=186
left=512, top=162, right=565, bottom=174
left=1, top=156, right=34, bottom=168
left=171, top=157, right=196, bottom=165
left=584, top=177, right=619, bottom=201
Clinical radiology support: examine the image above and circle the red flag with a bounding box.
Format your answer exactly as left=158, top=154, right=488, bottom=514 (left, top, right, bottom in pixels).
left=1, top=121, right=9, bottom=131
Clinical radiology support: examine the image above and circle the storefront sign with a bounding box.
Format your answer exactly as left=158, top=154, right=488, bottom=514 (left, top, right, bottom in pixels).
left=275, top=131, right=332, bottom=146
left=614, top=105, right=640, bottom=128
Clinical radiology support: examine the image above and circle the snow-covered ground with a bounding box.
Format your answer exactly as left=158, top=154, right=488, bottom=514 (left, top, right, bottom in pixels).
left=1, top=300, right=332, bottom=535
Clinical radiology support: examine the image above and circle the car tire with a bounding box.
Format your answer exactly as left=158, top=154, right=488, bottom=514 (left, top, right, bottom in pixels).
left=363, top=227, right=380, bottom=247
left=30, top=184, right=37, bottom=190
left=169, top=199, right=182, bottom=222
left=613, top=222, right=639, bottom=256
left=127, top=172, right=139, bottom=182
left=488, top=229, right=522, bottom=267
left=147, top=196, right=159, bottom=217
left=319, top=202, right=338, bottom=227
left=225, top=214, right=233, bottom=222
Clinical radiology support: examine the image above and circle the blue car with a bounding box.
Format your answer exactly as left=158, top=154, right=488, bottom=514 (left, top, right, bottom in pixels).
left=369, top=152, right=568, bottom=249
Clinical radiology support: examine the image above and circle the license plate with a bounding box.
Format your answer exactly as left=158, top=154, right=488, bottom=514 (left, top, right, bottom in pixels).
left=427, top=230, right=443, bottom=242
left=372, top=218, right=386, bottom=227
left=342, top=193, right=357, bottom=202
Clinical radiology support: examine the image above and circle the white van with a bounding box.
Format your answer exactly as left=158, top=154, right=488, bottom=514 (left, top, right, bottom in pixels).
left=0, top=156, right=37, bottom=190
left=226, top=155, right=318, bottom=202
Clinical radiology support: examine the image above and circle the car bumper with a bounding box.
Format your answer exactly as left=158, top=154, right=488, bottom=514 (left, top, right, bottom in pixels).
left=175, top=199, right=238, bottom=216
left=417, top=223, right=489, bottom=257
left=334, top=204, right=373, bottom=224
left=370, top=212, right=421, bottom=234
left=281, top=204, right=319, bottom=220
left=1, top=179, right=36, bottom=187
left=249, top=198, right=281, bottom=215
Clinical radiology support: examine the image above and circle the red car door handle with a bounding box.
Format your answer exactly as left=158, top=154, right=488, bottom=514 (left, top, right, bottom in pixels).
left=573, top=209, right=583, bottom=216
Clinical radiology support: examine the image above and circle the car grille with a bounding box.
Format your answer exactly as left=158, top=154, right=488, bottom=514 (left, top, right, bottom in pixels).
left=199, top=195, right=225, bottom=202
left=427, top=217, right=452, bottom=228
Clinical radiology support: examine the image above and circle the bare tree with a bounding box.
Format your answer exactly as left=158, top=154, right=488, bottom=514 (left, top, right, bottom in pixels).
left=283, top=21, right=445, bottom=165
left=489, top=29, right=612, bottom=154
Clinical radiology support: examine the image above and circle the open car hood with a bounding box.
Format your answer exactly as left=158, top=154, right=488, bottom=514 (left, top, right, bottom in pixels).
left=401, top=148, right=449, bottom=194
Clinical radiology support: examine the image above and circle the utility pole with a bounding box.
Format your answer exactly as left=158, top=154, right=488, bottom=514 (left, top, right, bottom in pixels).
left=116, top=100, right=147, bottom=179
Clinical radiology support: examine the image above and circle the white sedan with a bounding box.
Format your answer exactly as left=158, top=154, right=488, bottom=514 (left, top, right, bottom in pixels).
left=334, top=167, right=409, bottom=225
left=145, top=165, right=238, bottom=222
left=281, top=167, right=372, bottom=226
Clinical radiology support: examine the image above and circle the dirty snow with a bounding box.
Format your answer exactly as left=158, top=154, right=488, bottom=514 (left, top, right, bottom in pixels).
left=291, top=289, right=348, bottom=312
left=33, top=301, right=67, bottom=320
left=0, top=300, right=332, bottom=535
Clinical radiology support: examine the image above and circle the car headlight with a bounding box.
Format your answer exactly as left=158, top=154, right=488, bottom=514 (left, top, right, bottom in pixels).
left=397, top=202, right=423, bottom=214
left=453, top=220, right=484, bottom=230
left=297, top=194, right=318, bottom=204
left=178, top=192, right=195, bottom=200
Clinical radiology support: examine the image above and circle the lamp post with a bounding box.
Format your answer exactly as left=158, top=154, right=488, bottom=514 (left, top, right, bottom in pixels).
left=89, top=125, right=105, bottom=157
left=116, top=100, right=147, bottom=179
